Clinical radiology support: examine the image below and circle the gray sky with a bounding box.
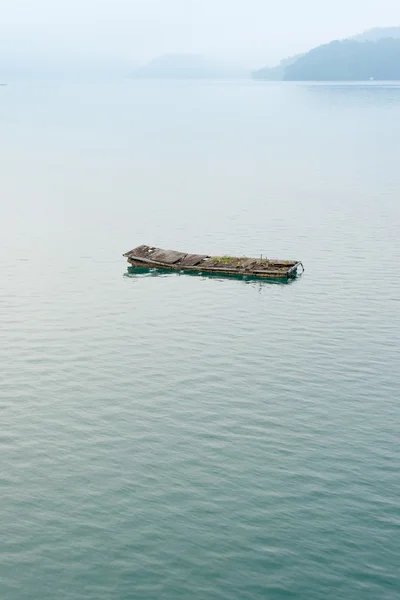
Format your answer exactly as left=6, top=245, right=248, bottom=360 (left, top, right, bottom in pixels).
left=1, top=0, right=400, bottom=67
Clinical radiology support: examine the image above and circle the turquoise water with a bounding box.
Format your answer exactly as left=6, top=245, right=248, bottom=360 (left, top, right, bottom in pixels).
left=1, top=80, right=400, bottom=599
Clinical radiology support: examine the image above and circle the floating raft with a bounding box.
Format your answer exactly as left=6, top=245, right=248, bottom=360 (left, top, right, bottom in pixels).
left=124, top=245, right=304, bottom=279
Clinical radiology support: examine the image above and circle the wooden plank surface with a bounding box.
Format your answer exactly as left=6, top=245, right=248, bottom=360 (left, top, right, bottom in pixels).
left=179, top=254, right=208, bottom=266
left=124, top=245, right=300, bottom=276
left=124, top=245, right=152, bottom=258
left=151, top=249, right=187, bottom=264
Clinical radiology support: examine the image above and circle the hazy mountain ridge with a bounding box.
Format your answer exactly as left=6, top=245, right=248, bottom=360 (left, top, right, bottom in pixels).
left=353, top=27, right=400, bottom=42
left=253, top=26, right=400, bottom=81
left=252, top=54, right=304, bottom=81
left=133, top=54, right=250, bottom=79
left=284, top=38, right=400, bottom=81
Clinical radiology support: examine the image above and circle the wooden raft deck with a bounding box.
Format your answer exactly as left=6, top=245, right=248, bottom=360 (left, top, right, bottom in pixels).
left=124, top=245, right=304, bottom=279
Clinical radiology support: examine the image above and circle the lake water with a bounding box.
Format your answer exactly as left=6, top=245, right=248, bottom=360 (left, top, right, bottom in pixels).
left=1, top=79, right=400, bottom=599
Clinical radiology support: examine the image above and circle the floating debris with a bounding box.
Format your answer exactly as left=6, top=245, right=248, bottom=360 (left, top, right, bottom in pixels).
left=124, top=245, right=304, bottom=279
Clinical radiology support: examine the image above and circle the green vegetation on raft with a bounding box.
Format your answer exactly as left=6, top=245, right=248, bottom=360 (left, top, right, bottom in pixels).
left=212, top=256, right=237, bottom=264
left=211, top=256, right=272, bottom=268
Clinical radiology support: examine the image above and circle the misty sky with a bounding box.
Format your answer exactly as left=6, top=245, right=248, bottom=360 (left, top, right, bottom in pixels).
left=1, top=0, right=400, bottom=67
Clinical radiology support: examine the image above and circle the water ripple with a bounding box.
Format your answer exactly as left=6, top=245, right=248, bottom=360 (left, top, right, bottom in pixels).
left=1, top=80, right=400, bottom=600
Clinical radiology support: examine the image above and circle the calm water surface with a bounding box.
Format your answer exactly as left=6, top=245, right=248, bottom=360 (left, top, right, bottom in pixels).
left=1, top=80, right=400, bottom=599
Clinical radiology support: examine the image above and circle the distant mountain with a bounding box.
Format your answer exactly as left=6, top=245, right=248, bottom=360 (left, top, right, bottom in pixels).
left=133, top=54, right=250, bottom=80
left=353, top=27, right=400, bottom=42
left=284, top=38, right=400, bottom=81
left=252, top=54, right=303, bottom=81
left=253, top=26, right=400, bottom=81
